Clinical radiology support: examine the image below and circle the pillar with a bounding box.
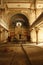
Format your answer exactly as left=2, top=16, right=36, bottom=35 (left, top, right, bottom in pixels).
left=1, top=29, right=5, bottom=42
left=5, top=30, right=8, bottom=41
left=2, top=29, right=8, bottom=42
left=35, top=27, right=39, bottom=44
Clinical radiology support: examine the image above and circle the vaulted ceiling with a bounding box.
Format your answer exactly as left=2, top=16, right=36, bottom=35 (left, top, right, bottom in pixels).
left=0, top=0, right=43, bottom=31
left=0, top=0, right=43, bottom=9
left=3, top=0, right=43, bottom=3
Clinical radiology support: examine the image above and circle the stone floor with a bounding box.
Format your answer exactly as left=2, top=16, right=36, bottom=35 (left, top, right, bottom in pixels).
left=0, top=43, right=31, bottom=65
left=23, top=45, right=43, bottom=65
left=0, top=42, right=43, bottom=65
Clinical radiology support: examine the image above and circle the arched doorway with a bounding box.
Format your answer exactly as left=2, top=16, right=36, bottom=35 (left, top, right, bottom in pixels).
left=10, top=13, right=31, bottom=42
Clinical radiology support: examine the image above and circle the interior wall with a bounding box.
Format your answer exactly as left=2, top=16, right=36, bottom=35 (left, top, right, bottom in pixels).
left=30, top=9, right=43, bottom=43
left=1, top=29, right=8, bottom=42
left=30, top=29, right=36, bottom=42
left=0, top=25, right=8, bottom=42
left=29, top=10, right=36, bottom=25
left=38, top=28, right=43, bottom=42
left=36, top=9, right=43, bottom=18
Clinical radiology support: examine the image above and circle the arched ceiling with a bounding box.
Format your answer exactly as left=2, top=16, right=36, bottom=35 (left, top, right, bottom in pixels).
left=10, top=13, right=30, bottom=28
left=0, top=0, right=43, bottom=31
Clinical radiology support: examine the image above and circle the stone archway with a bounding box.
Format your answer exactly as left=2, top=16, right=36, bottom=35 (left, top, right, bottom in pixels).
left=10, top=13, right=31, bottom=42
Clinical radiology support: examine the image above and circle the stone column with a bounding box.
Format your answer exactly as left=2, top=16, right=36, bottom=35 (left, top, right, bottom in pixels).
left=35, top=27, right=39, bottom=44
left=5, top=30, right=8, bottom=41
left=1, top=29, right=5, bottom=42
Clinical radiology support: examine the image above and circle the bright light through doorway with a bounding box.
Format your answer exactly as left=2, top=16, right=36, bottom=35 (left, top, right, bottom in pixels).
left=16, top=22, right=22, bottom=27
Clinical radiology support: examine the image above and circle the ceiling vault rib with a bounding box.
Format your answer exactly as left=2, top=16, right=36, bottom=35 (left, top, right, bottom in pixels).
left=30, top=0, right=34, bottom=8
left=30, top=12, right=43, bottom=30
left=34, top=0, right=37, bottom=18
left=1, top=0, right=4, bottom=6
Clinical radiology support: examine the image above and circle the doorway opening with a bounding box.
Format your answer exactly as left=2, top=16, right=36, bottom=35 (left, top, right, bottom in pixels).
left=10, top=13, right=31, bottom=43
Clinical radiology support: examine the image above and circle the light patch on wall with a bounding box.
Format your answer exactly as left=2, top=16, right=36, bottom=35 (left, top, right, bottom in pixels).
left=16, top=22, right=22, bottom=27
left=38, top=28, right=43, bottom=42
left=7, top=3, right=30, bottom=8
left=31, top=29, right=36, bottom=42
left=0, top=19, right=9, bottom=30
left=36, top=9, right=43, bottom=18
left=30, top=11, right=35, bottom=25
left=36, top=4, right=43, bottom=9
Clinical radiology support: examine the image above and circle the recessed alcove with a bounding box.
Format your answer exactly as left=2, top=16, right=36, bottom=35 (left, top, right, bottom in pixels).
left=10, top=13, right=31, bottom=42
